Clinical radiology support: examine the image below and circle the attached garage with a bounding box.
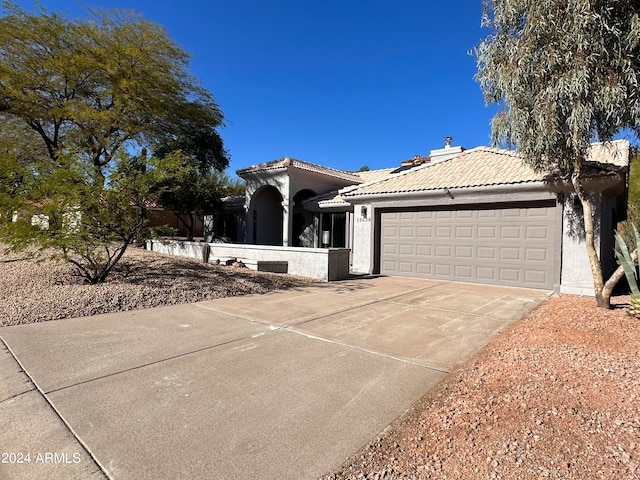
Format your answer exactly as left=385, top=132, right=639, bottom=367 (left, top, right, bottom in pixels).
left=378, top=201, right=558, bottom=289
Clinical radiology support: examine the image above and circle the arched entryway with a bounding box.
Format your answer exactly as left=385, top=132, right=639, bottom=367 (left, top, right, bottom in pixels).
left=292, top=189, right=316, bottom=247
left=251, top=186, right=283, bottom=245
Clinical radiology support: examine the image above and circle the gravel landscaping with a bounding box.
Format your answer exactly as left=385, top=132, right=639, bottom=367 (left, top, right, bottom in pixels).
left=0, top=245, right=315, bottom=326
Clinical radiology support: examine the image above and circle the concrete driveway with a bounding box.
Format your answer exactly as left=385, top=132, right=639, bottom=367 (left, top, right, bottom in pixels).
left=0, top=277, right=550, bottom=480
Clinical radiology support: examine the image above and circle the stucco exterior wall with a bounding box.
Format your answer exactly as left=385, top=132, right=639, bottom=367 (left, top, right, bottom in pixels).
left=350, top=203, right=374, bottom=274
left=146, top=240, right=350, bottom=281
left=558, top=193, right=602, bottom=296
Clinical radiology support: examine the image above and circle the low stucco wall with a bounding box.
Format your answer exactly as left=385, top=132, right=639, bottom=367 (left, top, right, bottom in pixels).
left=146, top=240, right=350, bottom=282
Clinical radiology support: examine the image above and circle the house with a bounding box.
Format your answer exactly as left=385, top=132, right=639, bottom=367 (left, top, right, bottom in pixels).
left=144, top=201, right=205, bottom=238
left=204, top=194, right=246, bottom=243
left=231, top=139, right=630, bottom=294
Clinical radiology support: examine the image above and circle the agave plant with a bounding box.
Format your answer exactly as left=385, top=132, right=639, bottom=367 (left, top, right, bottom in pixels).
left=614, top=224, right=640, bottom=317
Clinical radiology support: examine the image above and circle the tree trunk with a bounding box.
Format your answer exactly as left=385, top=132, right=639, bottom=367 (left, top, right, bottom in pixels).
left=602, top=249, right=638, bottom=304
left=187, top=212, right=195, bottom=241
left=573, top=170, right=609, bottom=308
left=174, top=212, right=195, bottom=240
left=96, top=243, right=129, bottom=284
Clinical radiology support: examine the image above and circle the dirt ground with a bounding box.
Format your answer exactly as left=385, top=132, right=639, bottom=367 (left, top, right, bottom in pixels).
left=321, top=295, right=640, bottom=480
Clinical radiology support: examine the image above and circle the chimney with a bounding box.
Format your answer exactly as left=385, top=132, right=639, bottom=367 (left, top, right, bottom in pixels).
left=429, top=136, right=464, bottom=163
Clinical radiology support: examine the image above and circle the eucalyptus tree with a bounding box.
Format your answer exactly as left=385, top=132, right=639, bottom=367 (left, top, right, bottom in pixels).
left=0, top=2, right=228, bottom=283
left=475, top=0, right=640, bottom=308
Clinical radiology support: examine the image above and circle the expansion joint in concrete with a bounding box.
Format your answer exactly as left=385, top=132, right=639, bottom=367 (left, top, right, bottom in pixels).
left=0, top=336, right=112, bottom=480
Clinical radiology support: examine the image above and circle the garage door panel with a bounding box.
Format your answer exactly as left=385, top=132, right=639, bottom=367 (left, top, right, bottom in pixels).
left=501, top=209, right=522, bottom=217
left=416, top=263, right=432, bottom=274
left=477, top=266, right=498, bottom=281
left=500, top=226, right=522, bottom=239
left=499, top=269, right=521, bottom=282
left=382, top=260, right=397, bottom=273
left=435, top=245, right=452, bottom=257
left=380, top=204, right=556, bottom=289
left=477, top=226, right=497, bottom=238
left=383, top=244, right=397, bottom=255
left=399, top=226, right=415, bottom=237
left=525, top=270, right=548, bottom=285
left=399, top=244, right=414, bottom=255
left=525, top=247, right=550, bottom=262
left=455, top=226, right=474, bottom=238
left=526, top=225, right=551, bottom=238
left=435, top=264, right=452, bottom=275
left=454, top=265, right=473, bottom=279
left=477, top=246, right=497, bottom=260
left=417, top=226, right=432, bottom=238
left=477, top=210, right=498, bottom=218
left=436, top=226, right=452, bottom=238
left=526, top=208, right=555, bottom=218
left=382, top=226, right=398, bottom=238
left=500, top=247, right=522, bottom=261
left=417, top=211, right=434, bottom=220
left=455, top=246, right=473, bottom=258
left=398, top=262, right=415, bottom=273
left=436, top=211, right=454, bottom=219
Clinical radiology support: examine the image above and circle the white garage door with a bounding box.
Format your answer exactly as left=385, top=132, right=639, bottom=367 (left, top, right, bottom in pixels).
left=379, top=202, right=557, bottom=289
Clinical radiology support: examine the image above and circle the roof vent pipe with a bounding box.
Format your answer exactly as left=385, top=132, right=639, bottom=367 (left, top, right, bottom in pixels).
left=444, top=136, right=453, bottom=149
left=430, top=136, right=464, bottom=164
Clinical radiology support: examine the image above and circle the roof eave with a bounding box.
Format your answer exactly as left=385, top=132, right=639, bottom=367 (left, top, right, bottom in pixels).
left=236, top=166, right=287, bottom=178
left=546, top=171, right=627, bottom=197
left=305, top=202, right=353, bottom=212
left=343, top=181, right=553, bottom=201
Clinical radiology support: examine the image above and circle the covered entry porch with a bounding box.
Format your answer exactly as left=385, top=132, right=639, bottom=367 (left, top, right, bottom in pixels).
left=236, top=157, right=361, bottom=249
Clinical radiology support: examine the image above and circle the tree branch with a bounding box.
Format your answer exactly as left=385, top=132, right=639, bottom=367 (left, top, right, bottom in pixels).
left=603, top=248, right=638, bottom=301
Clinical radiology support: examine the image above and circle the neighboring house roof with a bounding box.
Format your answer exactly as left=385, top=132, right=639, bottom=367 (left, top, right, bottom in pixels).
left=237, top=157, right=362, bottom=183
left=222, top=195, right=246, bottom=209
left=342, top=140, right=630, bottom=198
left=142, top=199, right=163, bottom=210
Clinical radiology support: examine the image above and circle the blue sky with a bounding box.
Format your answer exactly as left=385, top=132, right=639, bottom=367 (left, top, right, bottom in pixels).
left=4, top=1, right=497, bottom=175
